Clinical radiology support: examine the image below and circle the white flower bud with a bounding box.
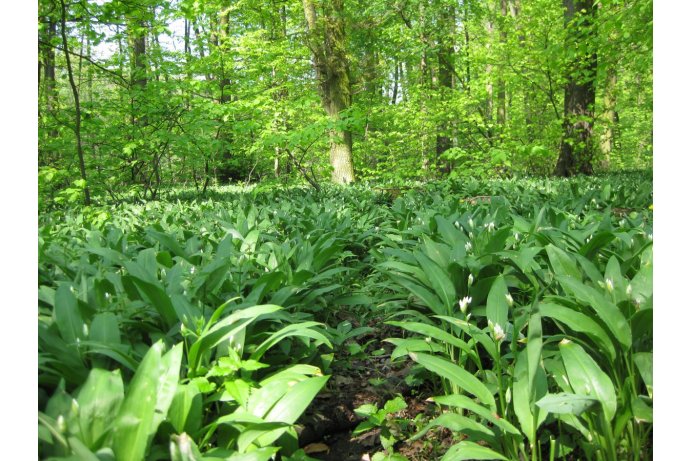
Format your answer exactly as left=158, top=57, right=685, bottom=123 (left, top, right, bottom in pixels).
left=459, top=296, right=472, bottom=314
left=468, top=274, right=474, bottom=286
left=605, top=278, right=614, bottom=293
left=492, top=322, right=505, bottom=342
left=505, top=293, right=514, bottom=307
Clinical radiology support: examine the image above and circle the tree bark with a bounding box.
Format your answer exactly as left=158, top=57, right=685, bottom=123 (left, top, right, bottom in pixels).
left=59, top=0, right=91, bottom=205
left=436, top=3, right=455, bottom=174
left=600, top=67, right=617, bottom=169
left=555, top=0, right=598, bottom=177
left=302, top=0, right=355, bottom=184
left=216, top=4, right=234, bottom=183
left=496, top=0, right=508, bottom=126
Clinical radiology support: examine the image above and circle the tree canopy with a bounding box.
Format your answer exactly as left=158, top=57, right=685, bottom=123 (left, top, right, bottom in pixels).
left=38, top=0, right=652, bottom=205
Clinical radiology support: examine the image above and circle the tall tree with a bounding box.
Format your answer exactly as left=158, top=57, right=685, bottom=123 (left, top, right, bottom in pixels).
left=436, top=1, right=455, bottom=174
left=554, top=0, right=598, bottom=176
left=302, top=0, right=356, bottom=184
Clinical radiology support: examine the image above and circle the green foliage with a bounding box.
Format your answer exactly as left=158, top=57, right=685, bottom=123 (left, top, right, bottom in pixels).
left=38, top=0, right=651, bottom=205
left=39, top=172, right=652, bottom=460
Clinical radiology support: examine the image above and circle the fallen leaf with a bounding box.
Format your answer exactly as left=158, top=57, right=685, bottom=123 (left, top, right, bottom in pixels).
left=304, top=442, right=330, bottom=455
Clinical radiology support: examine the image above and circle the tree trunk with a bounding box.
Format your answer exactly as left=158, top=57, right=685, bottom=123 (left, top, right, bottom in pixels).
left=555, top=0, right=598, bottom=177
left=302, top=0, right=355, bottom=184
left=600, top=67, right=617, bottom=169
left=216, top=4, right=234, bottom=183
left=391, top=60, right=399, bottom=104
left=59, top=0, right=91, bottom=205
left=496, top=0, right=508, bottom=126
left=436, top=3, right=455, bottom=174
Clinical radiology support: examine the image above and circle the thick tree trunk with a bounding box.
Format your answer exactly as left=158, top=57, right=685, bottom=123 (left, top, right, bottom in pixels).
left=555, top=0, right=597, bottom=177
left=302, top=0, right=355, bottom=184
left=59, top=0, right=91, bottom=205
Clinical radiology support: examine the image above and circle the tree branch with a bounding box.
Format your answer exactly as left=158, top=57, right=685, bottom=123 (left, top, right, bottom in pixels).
left=39, top=39, right=130, bottom=87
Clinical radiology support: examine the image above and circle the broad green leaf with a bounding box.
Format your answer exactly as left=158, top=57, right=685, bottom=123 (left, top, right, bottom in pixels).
left=486, top=275, right=509, bottom=330
left=170, top=433, right=204, bottom=461
left=546, top=244, right=581, bottom=280
left=226, top=447, right=279, bottom=461
left=632, top=396, right=653, bottom=423
left=413, top=250, right=456, bottom=311
left=539, top=302, right=616, bottom=362
left=559, top=340, right=617, bottom=422
left=76, top=369, right=124, bottom=448
left=633, top=352, right=653, bottom=397
left=390, top=274, right=444, bottom=315
left=441, top=441, right=508, bottom=461
left=536, top=393, right=599, bottom=416
left=129, top=276, right=178, bottom=326
left=90, top=313, right=121, bottom=345
left=409, top=352, right=495, bottom=410
left=188, top=304, right=282, bottom=372
left=431, top=394, right=521, bottom=436
left=168, top=383, right=203, bottom=435
left=411, top=413, right=494, bottom=442
left=386, top=321, right=478, bottom=364
left=250, top=322, right=331, bottom=361
left=513, top=348, right=548, bottom=440
left=255, top=375, right=329, bottom=446
left=111, top=341, right=182, bottom=461
left=54, top=284, right=84, bottom=345
left=557, top=276, right=632, bottom=349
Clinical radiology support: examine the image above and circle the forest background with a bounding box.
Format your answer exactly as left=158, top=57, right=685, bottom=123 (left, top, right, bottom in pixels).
left=36, top=0, right=651, bottom=206
left=0, top=0, right=686, bottom=459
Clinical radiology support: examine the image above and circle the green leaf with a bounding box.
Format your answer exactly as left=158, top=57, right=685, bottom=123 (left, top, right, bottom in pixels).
left=170, top=433, right=204, bottom=461
left=633, top=352, right=653, bottom=397
left=559, top=340, right=617, bottom=422
left=486, top=275, right=509, bottom=330
left=536, top=393, right=599, bottom=416
left=168, top=383, right=203, bottom=435
left=411, top=413, right=494, bottom=442
left=54, top=284, right=84, bottom=345
left=255, top=375, right=329, bottom=446
left=409, top=352, right=495, bottom=411
left=110, top=341, right=182, bottom=461
left=546, top=244, right=581, bottom=280
left=390, top=274, right=444, bottom=315
left=90, top=313, right=121, bottom=345
left=557, top=276, right=632, bottom=349
left=431, top=394, right=521, bottom=436
left=539, top=302, right=616, bottom=362
left=188, top=304, right=282, bottom=373
left=386, top=321, right=477, bottom=364
left=441, top=441, right=508, bottom=461
left=76, top=369, right=124, bottom=448
left=413, top=250, right=456, bottom=311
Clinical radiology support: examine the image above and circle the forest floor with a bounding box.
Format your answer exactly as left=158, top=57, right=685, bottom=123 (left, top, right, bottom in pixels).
left=297, top=315, right=450, bottom=461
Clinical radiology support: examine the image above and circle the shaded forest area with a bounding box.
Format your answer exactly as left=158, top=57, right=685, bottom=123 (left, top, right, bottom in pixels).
left=38, top=0, right=652, bottom=206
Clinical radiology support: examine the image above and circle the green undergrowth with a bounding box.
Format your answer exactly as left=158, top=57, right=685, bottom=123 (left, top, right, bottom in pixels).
left=38, top=172, right=652, bottom=460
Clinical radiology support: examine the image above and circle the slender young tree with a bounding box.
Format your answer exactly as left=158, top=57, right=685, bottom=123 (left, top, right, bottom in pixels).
left=555, top=0, right=598, bottom=176
left=59, top=0, right=91, bottom=205
left=302, top=0, right=356, bottom=184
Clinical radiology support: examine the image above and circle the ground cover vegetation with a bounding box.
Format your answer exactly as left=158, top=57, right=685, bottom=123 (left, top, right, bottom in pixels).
left=38, top=0, right=652, bottom=459
left=39, top=173, right=653, bottom=460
